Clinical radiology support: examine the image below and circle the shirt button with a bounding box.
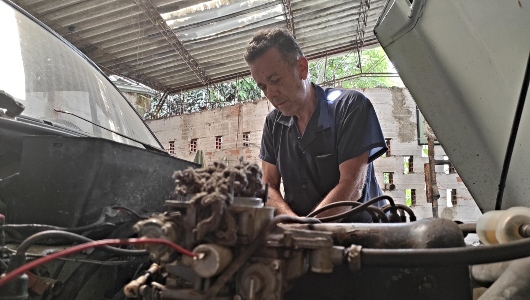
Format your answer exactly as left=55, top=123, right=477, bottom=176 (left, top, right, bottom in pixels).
left=302, top=185, right=306, bottom=189
left=298, top=136, right=301, bottom=140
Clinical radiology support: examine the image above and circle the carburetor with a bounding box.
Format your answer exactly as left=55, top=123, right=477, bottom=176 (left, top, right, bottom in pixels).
left=128, top=162, right=338, bottom=299
left=127, top=162, right=470, bottom=300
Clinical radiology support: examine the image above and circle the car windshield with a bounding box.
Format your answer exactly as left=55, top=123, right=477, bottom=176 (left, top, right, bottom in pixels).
left=0, top=1, right=161, bottom=149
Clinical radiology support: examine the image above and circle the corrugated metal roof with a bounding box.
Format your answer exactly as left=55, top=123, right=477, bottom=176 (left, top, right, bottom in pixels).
left=12, top=0, right=385, bottom=93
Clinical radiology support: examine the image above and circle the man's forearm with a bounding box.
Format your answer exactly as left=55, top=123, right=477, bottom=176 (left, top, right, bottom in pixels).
left=267, top=187, right=298, bottom=216
left=310, top=152, right=369, bottom=218
left=312, top=180, right=363, bottom=218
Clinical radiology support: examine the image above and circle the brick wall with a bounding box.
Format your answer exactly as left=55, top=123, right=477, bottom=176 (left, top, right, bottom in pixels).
left=147, top=98, right=271, bottom=166
left=147, top=88, right=482, bottom=222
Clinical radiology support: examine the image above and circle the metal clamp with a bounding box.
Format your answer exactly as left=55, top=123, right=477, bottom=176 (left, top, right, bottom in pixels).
left=345, top=244, right=362, bottom=272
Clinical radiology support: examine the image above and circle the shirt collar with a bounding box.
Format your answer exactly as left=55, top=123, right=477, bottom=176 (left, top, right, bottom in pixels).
left=274, top=83, right=331, bottom=131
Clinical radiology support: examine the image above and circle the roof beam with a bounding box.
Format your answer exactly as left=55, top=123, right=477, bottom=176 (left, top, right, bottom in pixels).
left=163, top=38, right=379, bottom=93
left=133, top=0, right=210, bottom=85
left=281, top=0, right=295, bottom=38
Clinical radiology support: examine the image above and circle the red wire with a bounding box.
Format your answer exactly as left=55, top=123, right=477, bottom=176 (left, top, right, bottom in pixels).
left=0, top=238, right=195, bottom=288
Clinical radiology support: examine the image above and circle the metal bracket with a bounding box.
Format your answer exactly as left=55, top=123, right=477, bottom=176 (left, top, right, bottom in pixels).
left=345, top=244, right=362, bottom=272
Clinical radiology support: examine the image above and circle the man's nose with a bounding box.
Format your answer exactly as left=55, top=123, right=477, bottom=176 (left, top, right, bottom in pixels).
left=266, top=86, right=279, bottom=100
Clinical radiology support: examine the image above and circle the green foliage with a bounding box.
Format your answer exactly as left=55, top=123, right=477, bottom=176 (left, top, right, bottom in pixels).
left=309, top=47, right=394, bottom=89
left=145, top=78, right=262, bottom=119
left=145, top=47, right=395, bottom=119
left=405, top=189, right=412, bottom=207
left=403, top=156, right=410, bottom=174
left=422, top=145, right=429, bottom=157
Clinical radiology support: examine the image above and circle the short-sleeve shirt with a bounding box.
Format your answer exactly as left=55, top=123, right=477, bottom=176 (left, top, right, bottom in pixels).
left=259, top=84, right=387, bottom=217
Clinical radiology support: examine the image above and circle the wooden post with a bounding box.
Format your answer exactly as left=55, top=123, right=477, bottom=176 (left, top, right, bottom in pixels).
left=424, top=163, right=432, bottom=203
left=425, top=136, right=440, bottom=217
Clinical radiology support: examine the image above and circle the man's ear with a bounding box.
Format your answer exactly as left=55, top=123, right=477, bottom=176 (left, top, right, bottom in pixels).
left=297, top=56, right=309, bottom=80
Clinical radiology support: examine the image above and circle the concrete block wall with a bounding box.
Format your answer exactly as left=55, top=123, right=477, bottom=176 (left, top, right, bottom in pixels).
left=367, top=88, right=481, bottom=222
left=147, top=88, right=482, bottom=223
left=147, top=98, right=272, bottom=166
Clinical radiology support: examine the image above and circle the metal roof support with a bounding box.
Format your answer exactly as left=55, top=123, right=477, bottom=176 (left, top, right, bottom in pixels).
left=281, top=0, right=296, bottom=38
left=153, top=91, right=169, bottom=118
left=133, top=0, right=210, bottom=85
left=354, top=0, right=371, bottom=72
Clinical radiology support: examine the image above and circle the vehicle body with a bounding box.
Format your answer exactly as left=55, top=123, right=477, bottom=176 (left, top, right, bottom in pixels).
left=0, top=0, right=196, bottom=298
left=1, top=0, right=530, bottom=299
left=0, top=0, right=197, bottom=227
left=374, top=0, right=530, bottom=212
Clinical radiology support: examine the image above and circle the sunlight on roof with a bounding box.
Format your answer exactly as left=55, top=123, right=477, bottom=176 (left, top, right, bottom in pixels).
left=239, top=4, right=283, bottom=24
left=162, top=0, right=279, bottom=29
left=161, top=0, right=237, bottom=20
left=160, top=0, right=283, bottom=41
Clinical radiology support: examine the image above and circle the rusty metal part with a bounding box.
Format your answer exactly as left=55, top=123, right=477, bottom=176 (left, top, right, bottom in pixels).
left=239, top=261, right=281, bottom=300
left=345, top=244, right=362, bottom=272
left=310, top=247, right=334, bottom=273
left=204, top=215, right=321, bottom=299
left=169, top=162, right=267, bottom=246
left=191, top=192, right=227, bottom=241
left=172, top=162, right=265, bottom=200
left=26, top=272, right=62, bottom=296
left=282, top=218, right=465, bottom=250
left=124, top=263, right=160, bottom=298
left=134, top=218, right=180, bottom=262
left=191, top=244, right=232, bottom=278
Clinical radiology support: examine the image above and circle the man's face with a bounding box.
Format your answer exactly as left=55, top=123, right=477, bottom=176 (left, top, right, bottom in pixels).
left=249, top=47, right=308, bottom=116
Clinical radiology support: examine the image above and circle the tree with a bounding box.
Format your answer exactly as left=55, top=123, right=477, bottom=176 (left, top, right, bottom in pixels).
left=309, top=47, right=395, bottom=89
left=145, top=47, right=397, bottom=119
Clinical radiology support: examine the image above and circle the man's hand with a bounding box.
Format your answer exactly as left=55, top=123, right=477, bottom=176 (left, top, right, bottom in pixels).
left=310, top=151, right=369, bottom=218
left=262, top=160, right=298, bottom=216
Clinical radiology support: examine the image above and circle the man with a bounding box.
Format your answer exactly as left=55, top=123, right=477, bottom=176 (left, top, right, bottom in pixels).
left=244, top=28, right=387, bottom=221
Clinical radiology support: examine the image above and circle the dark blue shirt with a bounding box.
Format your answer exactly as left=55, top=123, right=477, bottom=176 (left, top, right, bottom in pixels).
left=259, top=84, right=387, bottom=217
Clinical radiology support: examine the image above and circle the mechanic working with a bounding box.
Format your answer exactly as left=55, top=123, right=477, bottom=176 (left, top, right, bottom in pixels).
left=244, top=28, right=388, bottom=222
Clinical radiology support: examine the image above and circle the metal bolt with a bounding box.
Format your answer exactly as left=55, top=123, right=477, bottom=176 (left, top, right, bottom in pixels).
left=270, top=260, right=280, bottom=270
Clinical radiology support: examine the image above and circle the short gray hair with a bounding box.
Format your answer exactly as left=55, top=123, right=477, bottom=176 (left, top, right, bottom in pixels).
left=244, top=28, right=303, bottom=66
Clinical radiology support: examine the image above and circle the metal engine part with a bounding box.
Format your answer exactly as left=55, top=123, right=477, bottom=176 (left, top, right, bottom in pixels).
left=125, top=161, right=470, bottom=300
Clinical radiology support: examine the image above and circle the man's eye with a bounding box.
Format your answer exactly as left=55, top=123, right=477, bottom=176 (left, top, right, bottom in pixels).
left=272, top=78, right=281, bottom=84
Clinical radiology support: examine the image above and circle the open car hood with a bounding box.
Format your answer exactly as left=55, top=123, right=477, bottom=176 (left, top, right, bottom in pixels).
left=374, top=0, right=530, bottom=211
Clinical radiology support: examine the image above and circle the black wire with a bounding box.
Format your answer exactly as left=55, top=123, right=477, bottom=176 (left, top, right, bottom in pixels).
left=111, top=206, right=144, bottom=220
left=382, top=203, right=416, bottom=221
left=362, top=235, right=530, bottom=267
left=306, top=201, right=361, bottom=217
left=1, top=205, right=143, bottom=235
left=16, top=231, right=148, bottom=256
left=317, top=195, right=396, bottom=223
left=495, top=52, right=530, bottom=210
left=366, top=206, right=388, bottom=223
left=307, top=195, right=395, bottom=218
left=1, top=222, right=117, bottom=234
left=24, top=254, right=133, bottom=266
left=365, top=209, right=379, bottom=223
